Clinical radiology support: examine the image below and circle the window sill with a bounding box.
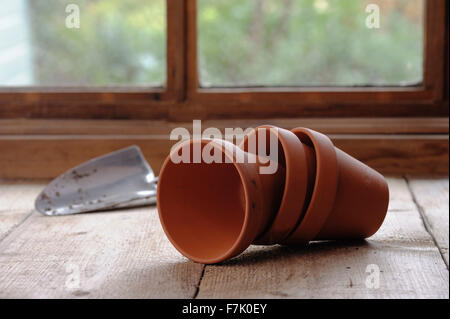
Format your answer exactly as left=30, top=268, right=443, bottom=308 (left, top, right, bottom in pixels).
left=0, top=118, right=448, bottom=179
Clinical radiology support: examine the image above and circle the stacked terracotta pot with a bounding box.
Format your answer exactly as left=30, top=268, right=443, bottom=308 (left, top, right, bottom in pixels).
left=157, top=126, right=389, bottom=264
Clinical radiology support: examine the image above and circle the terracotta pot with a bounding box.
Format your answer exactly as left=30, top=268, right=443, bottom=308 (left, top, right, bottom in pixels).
left=157, top=138, right=285, bottom=264
left=157, top=127, right=389, bottom=264
left=238, top=126, right=316, bottom=244
left=283, top=127, right=389, bottom=244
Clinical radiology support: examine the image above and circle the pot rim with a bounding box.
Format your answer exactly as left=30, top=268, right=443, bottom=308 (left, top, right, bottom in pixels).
left=157, top=138, right=254, bottom=264
left=284, top=128, right=339, bottom=244
left=239, top=125, right=310, bottom=244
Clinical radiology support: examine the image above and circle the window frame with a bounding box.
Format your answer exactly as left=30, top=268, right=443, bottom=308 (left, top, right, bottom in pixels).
left=0, top=0, right=447, bottom=119
left=0, top=0, right=186, bottom=119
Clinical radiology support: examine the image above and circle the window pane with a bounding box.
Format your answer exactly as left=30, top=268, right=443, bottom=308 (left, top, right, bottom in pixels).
left=0, top=0, right=166, bottom=87
left=198, top=0, right=424, bottom=87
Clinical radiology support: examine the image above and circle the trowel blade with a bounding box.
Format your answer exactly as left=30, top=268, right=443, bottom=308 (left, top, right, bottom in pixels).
left=35, top=145, right=157, bottom=216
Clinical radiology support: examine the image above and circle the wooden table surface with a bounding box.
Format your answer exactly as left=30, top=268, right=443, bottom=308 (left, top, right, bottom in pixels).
left=0, top=176, right=448, bottom=299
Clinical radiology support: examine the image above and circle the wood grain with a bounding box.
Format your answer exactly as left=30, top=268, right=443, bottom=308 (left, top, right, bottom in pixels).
left=0, top=118, right=448, bottom=179
left=331, top=134, right=449, bottom=175
left=0, top=200, right=204, bottom=298
left=0, top=181, right=41, bottom=240
left=424, top=0, right=447, bottom=101
left=0, top=133, right=447, bottom=179
left=406, top=176, right=449, bottom=267
left=1, top=118, right=448, bottom=135
left=195, top=177, right=449, bottom=299
left=0, top=177, right=448, bottom=298
left=0, top=137, right=174, bottom=179
left=166, top=0, right=186, bottom=101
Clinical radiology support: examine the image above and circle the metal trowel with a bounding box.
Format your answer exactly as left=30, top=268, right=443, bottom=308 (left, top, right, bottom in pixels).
left=35, top=146, right=157, bottom=216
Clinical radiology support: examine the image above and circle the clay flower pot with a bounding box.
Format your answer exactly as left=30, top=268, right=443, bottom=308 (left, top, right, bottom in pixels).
left=282, top=127, right=389, bottom=244
left=157, top=138, right=286, bottom=264
left=238, top=126, right=316, bottom=244
left=157, top=127, right=389, bottom=264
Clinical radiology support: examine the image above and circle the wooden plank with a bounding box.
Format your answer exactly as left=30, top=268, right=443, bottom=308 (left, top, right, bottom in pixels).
left=0, top=177, right=447, bottom=298
left=0, top=181, right=42, bottom=241
left=331, top=135, right=449, bottom=175
left=1, top=118, right=448, bottom=135
left=406, top=176, right=449, bottom=267
left=0, top=134, right=447, bottom=179
left=196, top=177, right=449, bottom=299
left=166, top=0, right=186, bottom=101
left=0, top=137, right=174, bottom=179
left=424, top=0, right=447, bottom=101
left=0, top=118, right=448, bottom=179
left=384, top=176, right=417, bottom=212
left=185, top=0, right=198, bottom=92
left=0, top=100, right=448, bottom=119
left=0, top=198, right=204, bottom=298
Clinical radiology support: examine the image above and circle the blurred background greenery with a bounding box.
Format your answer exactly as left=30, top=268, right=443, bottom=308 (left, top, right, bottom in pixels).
left=27, top=0, right=166, bottom=86
left=198, top=0, right=424, bottom=87
left=1, top=0, right=423, bottom=87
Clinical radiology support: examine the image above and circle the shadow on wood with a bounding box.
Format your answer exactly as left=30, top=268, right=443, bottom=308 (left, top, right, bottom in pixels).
left=214, top=240, right=369, bottom=267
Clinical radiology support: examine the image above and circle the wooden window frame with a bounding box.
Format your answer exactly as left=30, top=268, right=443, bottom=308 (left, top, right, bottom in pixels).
left=0, top=0, right=186, bottom=119
left=0, top=0, right=447, bottom=120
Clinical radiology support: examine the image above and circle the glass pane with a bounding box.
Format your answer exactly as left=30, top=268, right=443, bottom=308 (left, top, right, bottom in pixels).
left=198, top=0, right=424, bottom=87
left=0, top=0, right=166, bottom=87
